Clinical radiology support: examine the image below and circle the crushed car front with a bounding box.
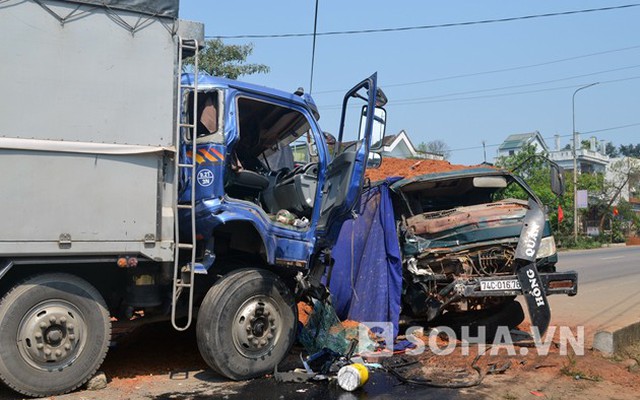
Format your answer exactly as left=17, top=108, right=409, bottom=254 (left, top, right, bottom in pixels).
left=390, top=167, right=577, bottom=326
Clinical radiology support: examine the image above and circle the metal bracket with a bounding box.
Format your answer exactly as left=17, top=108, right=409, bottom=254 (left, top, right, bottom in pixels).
left=58, top=233, right=72, bottom=249
left=144, top=234, right=156, bottom=244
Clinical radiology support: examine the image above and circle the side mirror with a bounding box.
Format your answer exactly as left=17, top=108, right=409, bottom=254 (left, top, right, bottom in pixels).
left=359, top=106, right=387, bottom=151
left=550, top=163, right=565, bottom=197
left=367, top=152, right=382, bottom=169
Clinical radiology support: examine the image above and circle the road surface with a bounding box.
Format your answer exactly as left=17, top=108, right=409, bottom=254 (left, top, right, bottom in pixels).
left=549, top=245, right=640, bottom=333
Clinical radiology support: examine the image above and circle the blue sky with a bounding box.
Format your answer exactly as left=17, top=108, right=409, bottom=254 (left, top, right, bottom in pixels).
left=180, top=1, right=639, bottom=165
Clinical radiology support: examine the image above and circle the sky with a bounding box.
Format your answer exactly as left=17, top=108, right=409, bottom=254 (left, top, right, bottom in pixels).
left=180, top=1, right=640, bottom=165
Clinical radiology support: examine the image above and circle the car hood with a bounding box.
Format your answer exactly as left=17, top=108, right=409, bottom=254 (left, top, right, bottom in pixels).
left=390, top=167, right=504, bottom=193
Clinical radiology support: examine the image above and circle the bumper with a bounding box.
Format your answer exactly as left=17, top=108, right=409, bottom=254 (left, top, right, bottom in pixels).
left=457, top=271, right=578, bottom=298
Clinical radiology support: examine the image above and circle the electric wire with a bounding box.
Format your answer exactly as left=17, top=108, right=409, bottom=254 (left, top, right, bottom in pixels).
left=390, top=65, right=640, bottom=104
left=314, top=44, right=640, bottom=94
left=318, top=75, right=640, bottom=110
left=446, top=123, right=640, bottom=154
left=309, top=0, right=319, bottom=93
left=207, top=4, right=640, bottom=39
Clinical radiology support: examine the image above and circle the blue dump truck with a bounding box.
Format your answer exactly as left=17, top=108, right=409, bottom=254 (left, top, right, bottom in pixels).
left=0, top=0, right=386, bottom=396
left=330, top=166, right=578, bottom=337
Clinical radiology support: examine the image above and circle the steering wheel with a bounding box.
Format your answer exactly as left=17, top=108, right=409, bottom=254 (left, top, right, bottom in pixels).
left=301, top=162, right=318, bottom=177
left=275, top=167, right=291, bottom=183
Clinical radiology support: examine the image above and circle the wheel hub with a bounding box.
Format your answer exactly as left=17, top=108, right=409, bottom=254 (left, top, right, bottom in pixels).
left=233, top=296, right=281, bottom=357
left=17, top=302, right=85, bottom=370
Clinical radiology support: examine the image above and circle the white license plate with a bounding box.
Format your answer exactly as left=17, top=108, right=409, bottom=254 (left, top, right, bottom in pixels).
left=480, top=279, right=521, bottom=291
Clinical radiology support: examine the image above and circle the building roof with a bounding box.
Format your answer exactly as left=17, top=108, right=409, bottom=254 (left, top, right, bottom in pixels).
left=498, top=131, right=549, bottom=152
left=382, top=134, right=399, bottom=147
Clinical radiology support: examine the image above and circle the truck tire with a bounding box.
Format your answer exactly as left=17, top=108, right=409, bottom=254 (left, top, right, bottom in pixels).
left=196, top=269, right=297, bottom=380
left=0, top=273, right=111, bottom=397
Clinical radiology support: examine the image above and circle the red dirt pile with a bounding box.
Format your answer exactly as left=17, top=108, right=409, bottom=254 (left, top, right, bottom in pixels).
left=366, top=157, right=485, bottom=181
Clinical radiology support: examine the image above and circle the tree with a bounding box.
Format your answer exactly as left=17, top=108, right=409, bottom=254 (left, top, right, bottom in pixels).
left=605, top=142, right=619, bottom=158
left=495, top=144, right=556, bottom=206
left=619, top=143, right=640, bottom=158
left=184, top=39, right=270, bottom=79
left=493, top=144, right=621, bottom=246
left=581, top=139, right=592, bottom=150
left=597, top=157, right=640, bottom=232
left=417, top=140, right=451, bottom=160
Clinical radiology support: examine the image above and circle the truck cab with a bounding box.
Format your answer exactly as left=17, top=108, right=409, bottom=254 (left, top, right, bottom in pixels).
left=173, top=72, right=387, bottom=382
left=0, top=1, right=387, bottom=395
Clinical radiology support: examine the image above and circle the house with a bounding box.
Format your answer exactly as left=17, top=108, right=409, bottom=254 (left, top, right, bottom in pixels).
left=547, top=134, right=609, bottom=174
left=380, top=130, right=444, bottom=160
left=496, top=131, right=610, bottom=174
left=496, top=131, right=548, bottom=158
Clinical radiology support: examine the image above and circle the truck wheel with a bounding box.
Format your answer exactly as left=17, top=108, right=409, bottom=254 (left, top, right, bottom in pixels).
left=0, top=273, right=111, bottom=397
left=197, top=269, right=297, bottom=380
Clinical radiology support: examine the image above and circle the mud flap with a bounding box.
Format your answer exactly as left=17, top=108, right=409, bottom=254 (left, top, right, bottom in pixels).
left=515, top=262, right=550, bottom=336
left=514, top=199, right=550, bottom=336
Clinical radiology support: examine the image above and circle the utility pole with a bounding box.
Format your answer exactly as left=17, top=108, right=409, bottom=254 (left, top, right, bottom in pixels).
left=572, top=82, right=599, bottom=240
left=482, top=140, right=486, bottom=163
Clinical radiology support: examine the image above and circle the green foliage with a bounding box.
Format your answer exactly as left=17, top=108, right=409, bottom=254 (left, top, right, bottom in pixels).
left=619, top=143, right=640, bottom=158
left=416, top=140, right=451, bottom=160
left=605, top=141, right=619, bottom=157
left=495, top=144, right=555, bottom=205
left=557, top=235, right=602, bottom=249
left=184, top=39, right=270, bottom=79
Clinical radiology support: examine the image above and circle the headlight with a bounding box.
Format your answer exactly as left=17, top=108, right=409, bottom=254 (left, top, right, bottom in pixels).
left=537, top=236, right=557, bottom=259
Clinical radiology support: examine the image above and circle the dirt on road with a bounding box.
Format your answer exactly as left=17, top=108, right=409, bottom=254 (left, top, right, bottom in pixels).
left=0, top=320, right=636, bottom=400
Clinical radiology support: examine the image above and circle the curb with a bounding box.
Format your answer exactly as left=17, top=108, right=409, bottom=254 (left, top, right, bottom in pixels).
left=593, top=321, right=640, bottom=355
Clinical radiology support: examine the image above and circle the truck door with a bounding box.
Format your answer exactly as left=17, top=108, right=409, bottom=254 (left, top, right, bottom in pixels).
left=316, top=73, right=386, bottom=244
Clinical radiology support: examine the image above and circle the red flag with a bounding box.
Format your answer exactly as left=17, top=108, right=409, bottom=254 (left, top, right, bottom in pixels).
left=558, top=205, right=564, bottom=223
left=613, top=207, right=619, bottom=216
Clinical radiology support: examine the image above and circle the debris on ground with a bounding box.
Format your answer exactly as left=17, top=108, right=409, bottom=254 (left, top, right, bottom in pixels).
left=85, top=371, right=108, bottom=391
left=337, top=363, right=369, bottom=391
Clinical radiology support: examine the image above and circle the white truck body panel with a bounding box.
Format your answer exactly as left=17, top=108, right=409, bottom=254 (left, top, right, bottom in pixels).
left=0, top=0, right=201, bottom=260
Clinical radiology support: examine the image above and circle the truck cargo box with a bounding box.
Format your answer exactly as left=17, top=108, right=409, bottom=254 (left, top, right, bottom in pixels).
left=0, top=0, right=201, bottom=260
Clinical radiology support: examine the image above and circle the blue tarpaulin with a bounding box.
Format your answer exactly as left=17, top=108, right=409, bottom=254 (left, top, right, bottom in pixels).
left=327, top=178, right=403, bottom=337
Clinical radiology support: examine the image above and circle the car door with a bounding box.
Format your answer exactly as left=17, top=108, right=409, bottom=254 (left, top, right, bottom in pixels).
left=315, top=73, right=385, bottom=245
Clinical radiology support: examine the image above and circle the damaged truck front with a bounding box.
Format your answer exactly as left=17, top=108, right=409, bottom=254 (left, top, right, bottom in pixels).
left=392, top=167, right=577, bottom=333
left=0, top=0, right=388, bottom=396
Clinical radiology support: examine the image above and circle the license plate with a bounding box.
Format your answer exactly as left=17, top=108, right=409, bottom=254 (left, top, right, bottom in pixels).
left=480, top=279, right=521, bottom=291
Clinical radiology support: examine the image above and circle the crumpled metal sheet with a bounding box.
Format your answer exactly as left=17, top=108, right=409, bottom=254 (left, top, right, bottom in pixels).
left=62, top=0, right=179, bottom=18
left=406, top=199, right=528, bottom=236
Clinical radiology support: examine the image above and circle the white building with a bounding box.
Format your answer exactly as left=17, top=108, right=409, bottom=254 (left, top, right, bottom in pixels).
left=548, top=134, right=609, bottom=174
left=496, top=131, right=548, bottom=158
left=496, top=131, right=610, bottom=174
left=380, top=130, right=444, bottom=160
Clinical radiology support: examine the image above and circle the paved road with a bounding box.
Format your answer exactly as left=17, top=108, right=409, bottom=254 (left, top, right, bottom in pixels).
left=548, top=245, right=640, bottom=333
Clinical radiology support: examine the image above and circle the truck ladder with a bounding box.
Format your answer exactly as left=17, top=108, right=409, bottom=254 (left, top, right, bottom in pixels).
left=171, top=37, right=199, bottom=331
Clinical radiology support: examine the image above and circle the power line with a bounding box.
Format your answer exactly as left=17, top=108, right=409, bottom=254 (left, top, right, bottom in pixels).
left=314, top=44, right=640, bottom=94
left=390, top=65, right=640, bottom=103
left=207, top=4, right=640, bottom=39
left=309, top=0, right=319, bottom=93
left=447, top=122, right=640, bottom=154
left=583, top=122, right=640, bottom=135
left=319, top=75, right=640, bottom=110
